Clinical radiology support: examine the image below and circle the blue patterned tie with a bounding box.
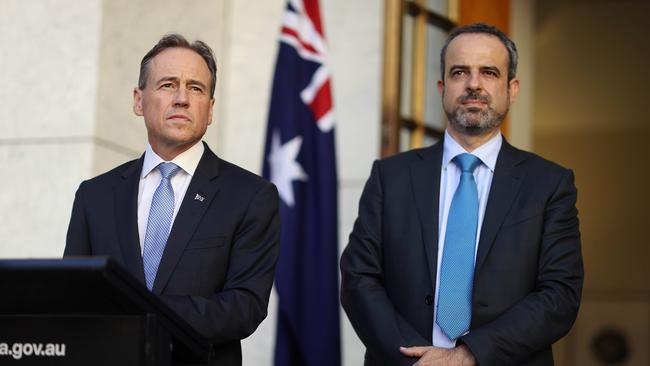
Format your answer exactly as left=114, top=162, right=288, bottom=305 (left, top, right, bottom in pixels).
left=142, top=162, right=181, bottom=290
left=436, top=153, right=481, bottom=340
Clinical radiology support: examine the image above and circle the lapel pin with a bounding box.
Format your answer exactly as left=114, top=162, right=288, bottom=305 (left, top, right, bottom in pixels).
left=194, top=193, right=205, bottom=202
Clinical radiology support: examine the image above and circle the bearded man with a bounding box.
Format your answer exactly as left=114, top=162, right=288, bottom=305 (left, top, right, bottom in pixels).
left=340, top=23, right=583, bottom=366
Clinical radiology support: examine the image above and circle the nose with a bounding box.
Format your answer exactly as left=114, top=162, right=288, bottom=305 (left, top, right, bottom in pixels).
left=466, top=71, right=482, bottom=92
left=173, top=87, right=189, bottom=107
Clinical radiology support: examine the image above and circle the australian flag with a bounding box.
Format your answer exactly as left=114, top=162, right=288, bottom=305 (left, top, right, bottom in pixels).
left=262, top=0, right=340, bottom=365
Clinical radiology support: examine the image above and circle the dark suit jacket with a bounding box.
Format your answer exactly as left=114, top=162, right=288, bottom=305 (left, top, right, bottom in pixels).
left=64, top=143, right=280, bottom=366
left=340, top=138, right=583, bottom=366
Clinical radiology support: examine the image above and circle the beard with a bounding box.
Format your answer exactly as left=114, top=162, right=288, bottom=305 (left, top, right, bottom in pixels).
left=444, top=90, right=508, bottom=136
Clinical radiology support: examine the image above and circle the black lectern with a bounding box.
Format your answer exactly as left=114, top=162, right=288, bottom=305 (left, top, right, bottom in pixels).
left=0, top=257, right=213, bottom=365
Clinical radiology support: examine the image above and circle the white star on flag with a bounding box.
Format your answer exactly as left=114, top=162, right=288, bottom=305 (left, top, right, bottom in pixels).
left=268, top=130, right=308, bottom=206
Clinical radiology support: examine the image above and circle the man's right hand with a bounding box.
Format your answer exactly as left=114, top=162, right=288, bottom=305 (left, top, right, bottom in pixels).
left=399, top=344, right=476, bottom=366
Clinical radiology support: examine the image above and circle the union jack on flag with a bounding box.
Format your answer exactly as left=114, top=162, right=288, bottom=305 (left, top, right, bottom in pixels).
left=278, top=0, right=334, bottom=132
left=262, top=0, right=340, bottom=365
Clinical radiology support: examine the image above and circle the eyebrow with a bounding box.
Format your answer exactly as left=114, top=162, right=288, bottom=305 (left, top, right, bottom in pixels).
left=156, top=76, right=178, bottom=85
left=155, top=76, right=208, bottom=90
left=448, top=65, right=502, bottom=76
left=449, top=65, right=469, bottom=73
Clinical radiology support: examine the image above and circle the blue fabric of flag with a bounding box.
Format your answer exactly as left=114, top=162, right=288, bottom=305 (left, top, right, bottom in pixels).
left=262, top=2, right=340, bottom=365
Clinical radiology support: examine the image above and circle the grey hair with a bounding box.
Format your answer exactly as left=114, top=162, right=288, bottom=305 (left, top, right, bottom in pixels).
left=440, top=23, right=518, bottom=82
left=138, top=34, right=217, bottom=97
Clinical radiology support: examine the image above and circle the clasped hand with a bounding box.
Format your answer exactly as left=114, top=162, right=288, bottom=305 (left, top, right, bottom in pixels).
left=399, top=344, right=476, bottom=366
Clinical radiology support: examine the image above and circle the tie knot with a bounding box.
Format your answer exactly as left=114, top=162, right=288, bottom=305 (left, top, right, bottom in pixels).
left=454, top=153, right=481, bottom=173
left=158, top=162, right=181, bottom=179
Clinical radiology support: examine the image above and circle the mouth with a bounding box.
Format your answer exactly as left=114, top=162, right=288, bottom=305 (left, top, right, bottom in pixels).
left=167, top=114, right=191, bottom=122
left=462, top=99, right=487, bottom=107
left=460, top=100, right=487, bottom=113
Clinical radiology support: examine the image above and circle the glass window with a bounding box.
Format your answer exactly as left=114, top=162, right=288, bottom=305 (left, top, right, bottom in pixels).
left=425, top=24, right=446, bottom=131
left=400, top=14, right=415, bottom=120
left=381, top=0, right=455, bottom=156
left=427, top=0, right=448, bottom=14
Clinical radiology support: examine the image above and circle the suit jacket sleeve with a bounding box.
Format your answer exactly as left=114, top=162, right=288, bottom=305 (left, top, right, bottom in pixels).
left=160, top=182, right=281, bottom=344
left=461, top=168, right=583, bottom=365
left=341, top=161, right=430, bottom=366
left=64, top=182, right=92, bottom=256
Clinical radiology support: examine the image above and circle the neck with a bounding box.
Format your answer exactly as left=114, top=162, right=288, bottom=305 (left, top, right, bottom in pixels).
left=150, top=141, right=195, bottom=161
left=447, top=127, right=499, bottom=152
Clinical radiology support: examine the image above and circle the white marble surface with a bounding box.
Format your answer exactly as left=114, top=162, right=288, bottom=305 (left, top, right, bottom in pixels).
left=0, top=143, right=93, bottom=258
left=217, top=0, right=285, bottom=172
left=0, top=0, right=101, bottom=139
left=324, top=0, right=383, bottom=181
left=91, top=141, right=141, bottom=176
left=0, top=0, right=101, bottom=259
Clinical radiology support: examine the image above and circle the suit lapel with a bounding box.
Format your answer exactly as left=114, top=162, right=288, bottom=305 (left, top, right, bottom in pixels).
left=114, top=156, right=146, bottom=282
left=474, top=139, right=526, bottom=273
left=409, top=141, right=443, bottom=289
left=152, top=145, right=221, bottom=294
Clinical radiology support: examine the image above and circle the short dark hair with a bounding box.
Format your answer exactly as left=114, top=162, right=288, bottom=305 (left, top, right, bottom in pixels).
left=138, top=34, right=217, bottom=97
left=440, top=23, right=518, bottom=82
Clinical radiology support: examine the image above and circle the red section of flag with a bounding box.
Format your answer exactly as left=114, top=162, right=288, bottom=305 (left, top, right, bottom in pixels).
left=309, top=80, right=332, bottom=121
left=303, top=0, right=324, bottom=36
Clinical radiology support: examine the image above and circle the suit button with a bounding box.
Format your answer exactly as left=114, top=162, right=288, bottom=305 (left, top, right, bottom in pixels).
left=425, top=295, right=433, bottom=305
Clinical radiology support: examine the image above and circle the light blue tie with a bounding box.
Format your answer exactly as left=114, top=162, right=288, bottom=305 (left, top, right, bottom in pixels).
left=436, top=153, right=481, bottom=340
left=142, top=162, right=181, bottom=290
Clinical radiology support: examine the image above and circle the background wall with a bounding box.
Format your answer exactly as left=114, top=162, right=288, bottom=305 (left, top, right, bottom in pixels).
left=0, top=0, right=102, bottom=257
left=533, top=0, right=650, bottom=364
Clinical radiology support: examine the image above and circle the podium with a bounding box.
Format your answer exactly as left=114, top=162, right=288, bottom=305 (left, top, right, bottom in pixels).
left=0, top=257, right=213, bottom=365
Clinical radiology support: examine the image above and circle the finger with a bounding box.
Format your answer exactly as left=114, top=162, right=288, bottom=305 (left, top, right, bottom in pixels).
left=400, top=346, right=431, bottom=357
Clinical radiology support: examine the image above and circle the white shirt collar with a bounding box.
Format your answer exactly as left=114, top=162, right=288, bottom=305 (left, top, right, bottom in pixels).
left=442, top=129, right=502, bottom=173
left=141, top=141, right=205, bottom=178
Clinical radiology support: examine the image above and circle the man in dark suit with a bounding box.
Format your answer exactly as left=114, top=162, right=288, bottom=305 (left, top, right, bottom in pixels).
left=340, top=23, right=583, bottom=366
left=64, top=34, right=280, bottom=366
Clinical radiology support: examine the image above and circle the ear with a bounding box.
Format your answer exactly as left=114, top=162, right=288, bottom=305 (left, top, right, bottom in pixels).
left=437, top=80, right=444, bottom=94
left=208, top=98, right=215, bottom=126
left=133, top=88, right=144, bottom=116
left=508, top=78, right=520, bottom=105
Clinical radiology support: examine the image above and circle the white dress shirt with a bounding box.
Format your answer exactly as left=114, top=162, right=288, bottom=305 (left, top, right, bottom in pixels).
left=137, top=141, right=204, bottom=254
left=432, top=129, right=502, bottom=348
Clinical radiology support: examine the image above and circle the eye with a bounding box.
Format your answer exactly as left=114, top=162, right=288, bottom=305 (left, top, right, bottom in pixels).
left=160, top=82, right=174, bottom=89
left=449, top=69, right=469, bottom=79
left=483, top=70, right=498, bottom=77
